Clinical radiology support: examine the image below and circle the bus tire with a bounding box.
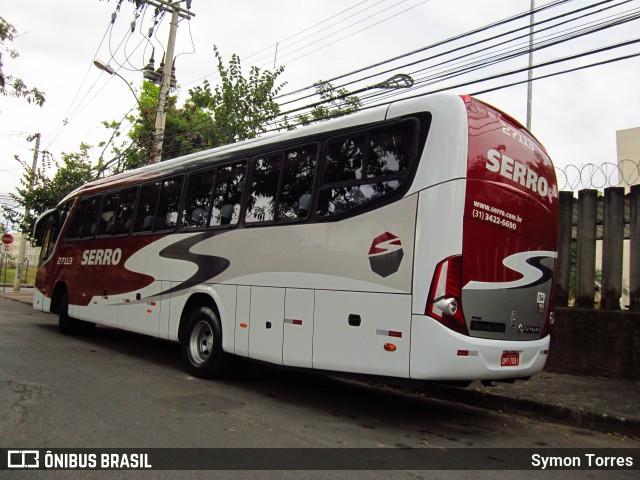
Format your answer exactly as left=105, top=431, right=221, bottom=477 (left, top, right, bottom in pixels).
left=182, top=306, right=230, bottom=379
left=58, top=292, right=81, bottom=335
left=58, top=292, right=96, bottom=335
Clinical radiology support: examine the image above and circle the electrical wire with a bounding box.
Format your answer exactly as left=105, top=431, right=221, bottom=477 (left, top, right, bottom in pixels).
left=275, top=0, right=575, bottom=99
left=266, top=2, right=639, bottom=122
left=183, top=0, right=385, bottom=87
left=260, top=0, right=433, bottom=70
left=42, top=15, right=115, bottom=153
left=246, top=0, right=393, bottom=68
left=277, top=0, right=628, bottom=108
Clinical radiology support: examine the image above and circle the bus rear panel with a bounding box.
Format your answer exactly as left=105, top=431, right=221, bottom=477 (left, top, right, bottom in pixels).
left=411, top=96, right=558, bottom=382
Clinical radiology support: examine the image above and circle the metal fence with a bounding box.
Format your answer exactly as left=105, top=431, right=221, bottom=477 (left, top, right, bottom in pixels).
left=555, top=184, right=640, bottom=311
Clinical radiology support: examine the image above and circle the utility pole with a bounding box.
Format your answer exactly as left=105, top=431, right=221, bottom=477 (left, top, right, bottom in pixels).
left=147, top=0, right=195, bottom=164
left=13, top=132, right=40, bottom=292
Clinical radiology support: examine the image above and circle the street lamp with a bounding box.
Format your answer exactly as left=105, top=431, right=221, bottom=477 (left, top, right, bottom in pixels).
left=372, top=74, right=414, bottom=90
left=93, top=59, right=143, bottom=111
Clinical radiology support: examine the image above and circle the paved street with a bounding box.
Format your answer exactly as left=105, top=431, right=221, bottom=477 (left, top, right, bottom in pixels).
left=1, top=298, right=637, bottom=479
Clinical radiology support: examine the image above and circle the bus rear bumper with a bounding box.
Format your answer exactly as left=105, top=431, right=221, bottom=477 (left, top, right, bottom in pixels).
left=410, top=315, right=549, bottom=381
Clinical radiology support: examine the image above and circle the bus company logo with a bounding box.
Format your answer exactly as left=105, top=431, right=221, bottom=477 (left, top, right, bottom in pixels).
left=368, top=232, right=403, bottom=278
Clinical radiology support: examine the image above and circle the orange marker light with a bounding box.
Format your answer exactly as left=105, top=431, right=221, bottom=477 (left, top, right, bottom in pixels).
left=384, top=343, right=397, bottom=352
left=240, top=323, right=248, bottom=329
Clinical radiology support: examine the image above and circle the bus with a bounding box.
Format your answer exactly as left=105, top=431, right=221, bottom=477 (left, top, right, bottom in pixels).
left=33, top=93, right=558, bottom=384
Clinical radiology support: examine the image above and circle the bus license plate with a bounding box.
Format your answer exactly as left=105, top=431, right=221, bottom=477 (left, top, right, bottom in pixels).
left=501, top=351, right=519, bottom=367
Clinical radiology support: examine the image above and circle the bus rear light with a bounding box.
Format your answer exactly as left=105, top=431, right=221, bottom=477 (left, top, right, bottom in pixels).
left=426, top=255, right=469, bottom=336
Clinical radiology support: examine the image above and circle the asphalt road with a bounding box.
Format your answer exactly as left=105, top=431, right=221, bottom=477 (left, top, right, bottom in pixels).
left=1, top=298, right=637, bottom=479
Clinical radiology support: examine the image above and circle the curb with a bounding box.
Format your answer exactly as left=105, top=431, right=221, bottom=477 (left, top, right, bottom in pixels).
left=422, top=383, right=640, bottom=439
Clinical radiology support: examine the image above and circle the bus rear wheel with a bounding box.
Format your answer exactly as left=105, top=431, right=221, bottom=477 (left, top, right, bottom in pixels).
left=182, top=306, right=230, bottom=379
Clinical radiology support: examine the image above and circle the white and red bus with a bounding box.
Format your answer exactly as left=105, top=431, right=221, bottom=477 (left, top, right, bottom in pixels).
left=33, top=93, right=558, bottom=383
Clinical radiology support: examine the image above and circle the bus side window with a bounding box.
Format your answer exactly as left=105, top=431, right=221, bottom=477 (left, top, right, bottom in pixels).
left=210, top=161, right=246, bottom=227
left=112, top=186, right=137, bottom=235
left=367, top=123, right=413, bottom=177
left=323, top=134, right=365, bottom=183
left=58, top=200, right=73, bottom=232
left=97, top=191, right=120, bottom=236
left=65, top=199, right=89, bottom=240
left=245, top=155, right=281, bottom=223
left=155, top=175, right=184, bottom=231
left=182, top=169, right=215, bottom=229
left=278, top=145, right=317, bottom=220
left=133, top=182, right=161, bottom=233
left=79, top=196, right=102, bottom=238
left=38, top=216, right=57, bottom=265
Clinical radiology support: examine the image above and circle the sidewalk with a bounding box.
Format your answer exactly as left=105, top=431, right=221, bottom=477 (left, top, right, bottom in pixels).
left=1, top=289, right=638, bottom=438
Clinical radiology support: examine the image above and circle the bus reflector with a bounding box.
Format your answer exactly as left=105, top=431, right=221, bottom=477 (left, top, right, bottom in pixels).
left=384, top=343, right=397, bottom=352
left=426, top=255, right=469, bottom=336
left=457, top=350, right=478, bottom=357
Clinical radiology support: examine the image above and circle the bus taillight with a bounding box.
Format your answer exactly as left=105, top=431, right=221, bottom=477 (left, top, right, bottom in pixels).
left=426, top=255, right=469, bottom=336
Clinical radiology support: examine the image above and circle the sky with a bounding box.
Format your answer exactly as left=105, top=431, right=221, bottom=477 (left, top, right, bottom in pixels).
left=1, top=0, right=639, bottom=224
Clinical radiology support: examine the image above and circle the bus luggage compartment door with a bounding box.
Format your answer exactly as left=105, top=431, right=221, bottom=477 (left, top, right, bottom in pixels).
left=313, top=290, right=411, bottom=377
left=283, top=288, right=314, bottom=368
left=248, top=286, right=285, bottom=365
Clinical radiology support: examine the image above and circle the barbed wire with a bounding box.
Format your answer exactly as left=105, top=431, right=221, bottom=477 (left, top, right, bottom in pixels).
left=556, top=158, right=640, bottom=191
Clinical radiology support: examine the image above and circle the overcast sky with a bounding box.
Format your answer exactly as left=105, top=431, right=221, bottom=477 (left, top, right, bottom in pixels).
left=1, top=0, right=639, bottom=222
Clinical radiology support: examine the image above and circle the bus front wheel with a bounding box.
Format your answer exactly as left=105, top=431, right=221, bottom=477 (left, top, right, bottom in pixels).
left=58, top=292, right=94, bottom=335
left=182, top=306, right=230, bottom=379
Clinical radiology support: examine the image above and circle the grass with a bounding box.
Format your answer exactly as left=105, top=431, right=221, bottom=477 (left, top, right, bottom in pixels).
left=0, top=265, right=38, bottom=286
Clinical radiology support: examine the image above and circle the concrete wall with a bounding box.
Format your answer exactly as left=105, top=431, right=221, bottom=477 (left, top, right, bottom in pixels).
left=545, top=308, right=640, bottom=380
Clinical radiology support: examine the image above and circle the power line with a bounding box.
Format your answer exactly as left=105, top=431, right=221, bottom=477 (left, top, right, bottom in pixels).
left=309, top=0, right=632, bottom=105
left=182, top=0, right=385, bottom=88
left=246, top=0, right=393, bottom=68
left=275, top=0, right=575, bottom=99
left=260, top=0, right=432, bottom=70
left=269, top=1, right=639, bottom=121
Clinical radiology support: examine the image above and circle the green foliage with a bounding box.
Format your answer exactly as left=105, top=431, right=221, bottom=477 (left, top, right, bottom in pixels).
left=2, top=145, right=94, bottom=235
left=189, top=46, right=286, bottom=145
left=101, top=46, right=285, bottom=173
left=295, top=81, right=362, bottom=127
left=0, top=16, right=45, bottom=106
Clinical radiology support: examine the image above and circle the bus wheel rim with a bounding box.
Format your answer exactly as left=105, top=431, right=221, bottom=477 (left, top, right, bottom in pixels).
left=189, top=320, right=213, bottom=365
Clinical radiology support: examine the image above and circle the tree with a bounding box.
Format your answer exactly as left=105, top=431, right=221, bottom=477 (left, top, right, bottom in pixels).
left=96, top=81, right=216, bottom=174
left=0, top=17, right=45, bottom=106
left=100, top=46, right=286, bottom=173
left=189, top=46, right=286, bottom=146
left=2, top=145, right=94, bottom=236
left=295, top=81, right=362, bottom=127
